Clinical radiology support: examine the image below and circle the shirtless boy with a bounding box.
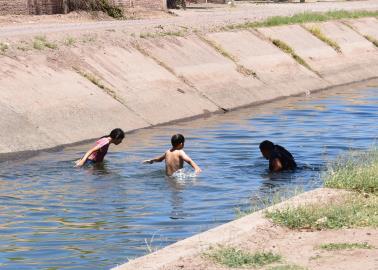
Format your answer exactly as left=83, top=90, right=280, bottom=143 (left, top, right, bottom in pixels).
left=143, top=134, right=202, bottom=176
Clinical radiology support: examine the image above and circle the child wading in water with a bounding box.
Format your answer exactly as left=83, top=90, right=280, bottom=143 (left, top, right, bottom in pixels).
left=75, top=128, right=125, bottom=167
left=143, top=134, right=202, bottom=176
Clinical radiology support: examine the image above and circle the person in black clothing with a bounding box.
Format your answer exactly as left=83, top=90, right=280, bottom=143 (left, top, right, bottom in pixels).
left=259, top=140, right=297, bottom=172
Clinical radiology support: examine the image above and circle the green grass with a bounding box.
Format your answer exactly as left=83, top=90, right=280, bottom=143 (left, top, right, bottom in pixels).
left=364, top=35, right=378, bottom=48
left=64, top=36, right=76, bottom=46
left=74, top=68, right=121, bottom=103
left=306, top=26, right=341, bottom=53
left=223, top=10, right=378, bottom=30
left=206, top=247, right=281, bottom=268
left=271, top=39, right=319, bottom=75
left=265, top=194, right=378, bottom=230
left=140, top=30, right=185, bottom=39
left=198, top=35, right=258, bottom=78
left=199, top=36, right=237, bottom=61
left=324, top=150, right=378, bottom=194
left=319, top=242, right=374, bottom=251
left=0, top=42, right=9, bottom=53
left=69, top=0, right=123, bottom=19
left=33, top=36, right=58, bottom=50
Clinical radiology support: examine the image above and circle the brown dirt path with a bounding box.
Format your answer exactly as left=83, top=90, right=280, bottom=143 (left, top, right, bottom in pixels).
left=1, top=1, right=378, bottom=38
left=163, top=227, right=378, bottom=270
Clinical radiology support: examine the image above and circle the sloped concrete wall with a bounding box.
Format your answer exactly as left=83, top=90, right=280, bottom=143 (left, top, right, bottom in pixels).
left=138, top=36, right=269, bottom=110
left=344, top=18, right=378, bottom=42
left=258, top=23, right=378, bottom=85
left=205, top=30, right=329, bottom=96
left=1, top=18, right=378, bottom=156
left=73, top=45, right=219, bottom=125
left=0, top=56, right=148, bottom=154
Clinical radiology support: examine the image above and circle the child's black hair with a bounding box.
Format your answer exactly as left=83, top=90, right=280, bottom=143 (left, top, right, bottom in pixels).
left=259, top=140, right=275, bottom=151
left=171, top=134, right=185, bottom=147
left=103, top=128, right=125, bottom=140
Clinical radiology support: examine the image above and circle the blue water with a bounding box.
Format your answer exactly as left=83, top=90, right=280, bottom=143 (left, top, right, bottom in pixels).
left=0, top=85, right=377, bottom=270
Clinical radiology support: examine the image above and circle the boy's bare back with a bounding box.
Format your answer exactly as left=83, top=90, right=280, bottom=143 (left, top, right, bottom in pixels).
left=165, top=149, right=184, bottom=176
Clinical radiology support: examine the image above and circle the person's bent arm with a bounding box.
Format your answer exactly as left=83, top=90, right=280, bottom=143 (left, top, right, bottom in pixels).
left=271, top=158, right=283, bottom=172
left=143, top=153, right=166, bottom=164
left=75, top=145, right=101, bottom=167
left=180, top=151, right=202, bottom=174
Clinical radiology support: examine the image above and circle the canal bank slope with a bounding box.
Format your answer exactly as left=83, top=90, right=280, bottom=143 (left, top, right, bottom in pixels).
left=0, top=17, right=378, bottom=157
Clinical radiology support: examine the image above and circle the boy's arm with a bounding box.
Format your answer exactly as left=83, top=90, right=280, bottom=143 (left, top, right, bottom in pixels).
left=143, top=153, right=166, bottom=164
left=75, top=145, right=101, bottom=167
left=180, top=151, right=202, bottom=174
left=270, top=158, right=283, bottom=172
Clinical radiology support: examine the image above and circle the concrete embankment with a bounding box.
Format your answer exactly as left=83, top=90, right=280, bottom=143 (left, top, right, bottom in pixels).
left=0, top=18, right=378, bottom=157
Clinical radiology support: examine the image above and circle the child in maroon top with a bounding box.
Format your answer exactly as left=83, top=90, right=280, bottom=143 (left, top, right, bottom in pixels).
left=75, top=128, right=125, bottom=167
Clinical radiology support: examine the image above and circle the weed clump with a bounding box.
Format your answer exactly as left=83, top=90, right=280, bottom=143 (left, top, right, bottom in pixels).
left=206, top=247, right=281, bottom=268
left=69, top=0, right=124, bottom=19
left=319, top=242, right=374, bottom=251
left=64, top=36, right=76, bottom=46
left=271, top=39, right=319, bottom=75
left=223, top=10, right=378, bottom=30
left=306, top=26, right=341, bottom=53
left=265, top=194, right=378, bottom=230
left=33, top=36, right=58, bottom=50
left=324, top=150, right=378, bottom=194
left=364, top=35, right=378, bottom=48
left=0, top=42, right=9, bottom=53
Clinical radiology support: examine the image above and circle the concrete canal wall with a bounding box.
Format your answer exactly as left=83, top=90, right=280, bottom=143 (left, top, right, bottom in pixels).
left=0, top=18, right=378, bottom=157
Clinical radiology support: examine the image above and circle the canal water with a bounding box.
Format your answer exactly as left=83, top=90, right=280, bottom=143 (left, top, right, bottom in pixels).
left=0, top=84, right=377, bottom=270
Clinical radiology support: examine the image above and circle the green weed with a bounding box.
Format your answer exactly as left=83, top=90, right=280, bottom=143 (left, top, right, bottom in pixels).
left=223, top=10, right=378, bottom=30
left=139, top=30, right=185, bottom=39
left=69, top=0, right=123, bottom=19
left=0, top=42, right=9, bottom=53
left=74, top=68, right=121, bottom=103
left=271, top=39, right=319, bottom=76
left=81, top=34, right=97, bottom=43
left=324, top=149, right=378, bottom=194
left=199, top=35, right=258, bottom=78
left=205, top=247, right=281, bottom=268
left=33, top=36, right=57, bottom=50
left=306, top=26, right=341, bottom=53
left=319, top=242, right=374, bottom=251
left=265, top=194, right=378, bottom=230
left=64, top=36, right=76, bottom=46
left=364, top=35, right=378, bottom=48
left=200, top=36, right=236, bottom=61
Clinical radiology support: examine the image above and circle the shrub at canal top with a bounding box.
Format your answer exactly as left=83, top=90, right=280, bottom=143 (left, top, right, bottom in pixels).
left=69, top=0, right=124, bottom=18
left=324, top=149, right=378, bottom=194
left=223, top=10, right=378, bottom=30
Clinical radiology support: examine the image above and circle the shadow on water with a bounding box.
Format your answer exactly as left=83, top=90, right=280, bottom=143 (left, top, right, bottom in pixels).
left=0, top=85, right=377, bottom=269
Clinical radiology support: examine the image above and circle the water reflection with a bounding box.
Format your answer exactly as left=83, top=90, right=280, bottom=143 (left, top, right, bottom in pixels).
left=0, top=85, right=377, bottom=269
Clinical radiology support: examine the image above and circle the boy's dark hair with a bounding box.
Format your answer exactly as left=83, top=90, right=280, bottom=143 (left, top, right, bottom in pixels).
left=109, top=128, right=125, bottom=140
left=171, top=134, right=185, bottom=147
left=259, top=140, right=275, bottom=151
